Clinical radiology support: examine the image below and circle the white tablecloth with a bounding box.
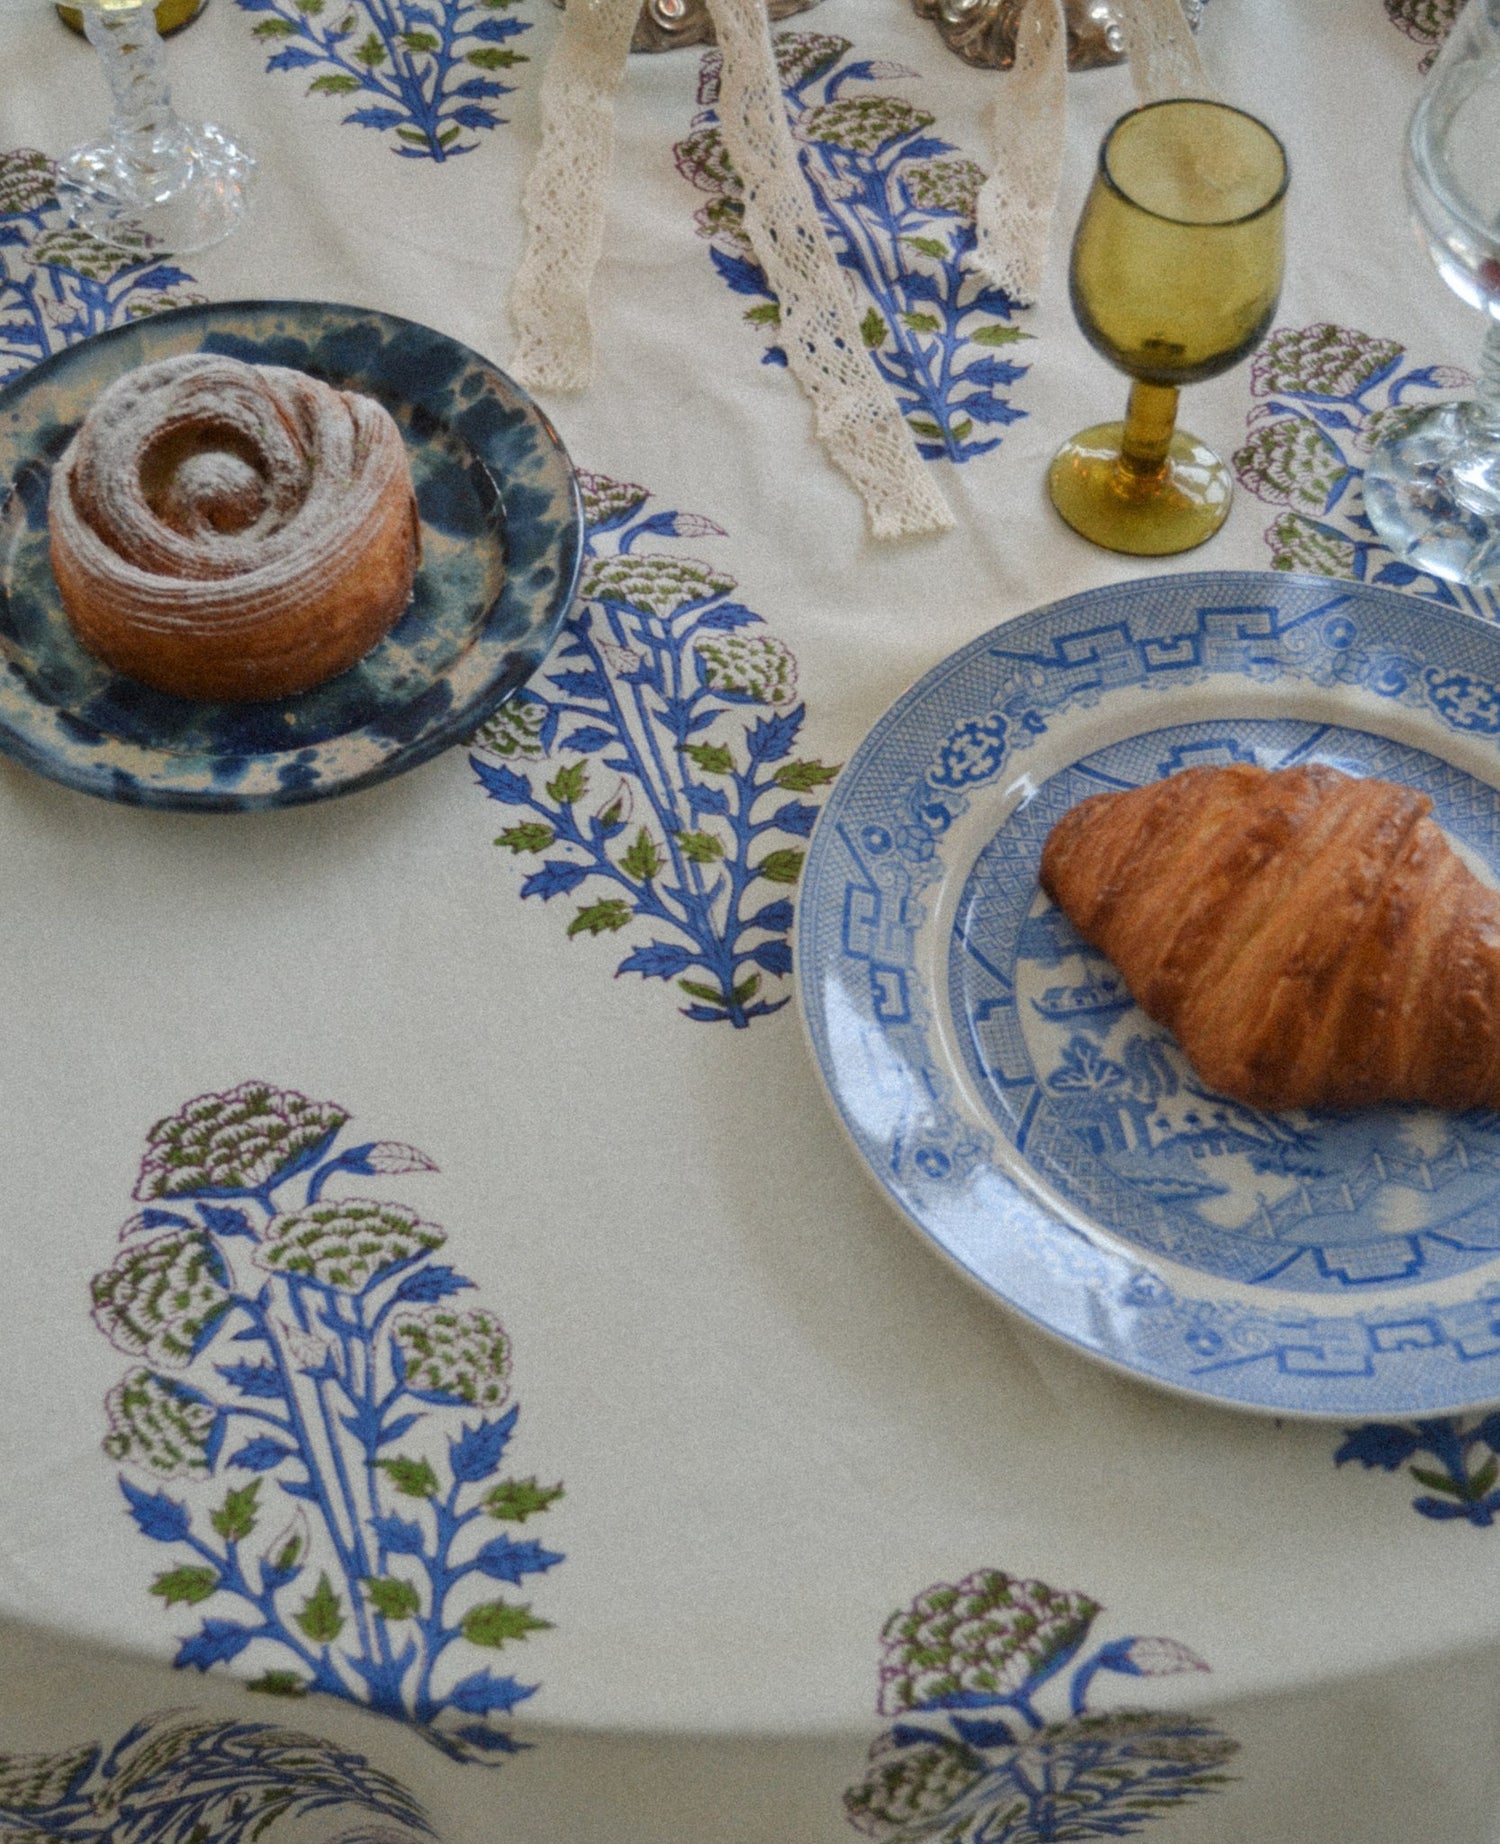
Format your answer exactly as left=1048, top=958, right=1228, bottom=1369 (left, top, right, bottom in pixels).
left=2, top=1, right=1498, bottom=1838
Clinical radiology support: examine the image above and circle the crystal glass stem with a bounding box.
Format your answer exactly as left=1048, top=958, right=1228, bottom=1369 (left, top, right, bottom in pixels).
left=81, top=0, right=193, bottom=199
left=1469, top=317, right=1500, bottom=439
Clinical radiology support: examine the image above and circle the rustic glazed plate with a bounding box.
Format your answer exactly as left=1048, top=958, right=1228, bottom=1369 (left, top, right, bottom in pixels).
left=0, top=299, right=583, bottom=809
left=798, top=570, right=1500, bottom=1418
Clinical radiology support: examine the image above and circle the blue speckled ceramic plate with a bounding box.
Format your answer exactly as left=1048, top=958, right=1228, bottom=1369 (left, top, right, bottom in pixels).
left=0, top=300, right=584, bottom=809
left=799, top=570, right=1500, bottom=1420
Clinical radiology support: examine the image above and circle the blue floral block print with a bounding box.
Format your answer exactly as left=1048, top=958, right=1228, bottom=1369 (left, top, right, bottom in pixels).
left=844, top=1570, right=1237, bottom=1843
left=1337, top=1416, right=1500, bottom=1527
left=470, top=469, right=840, bottom=1028
left=0, top=1711, right=432, bottom=1844
left=91, top=1083, right=565, bottom=1763
left=675, top=32, right=1031, bottom=463
left=236, top=0, right=530, bottom=160
left=1232, top=321, right=1495, bottom=618
left=0, top=148, right=204, bottom=388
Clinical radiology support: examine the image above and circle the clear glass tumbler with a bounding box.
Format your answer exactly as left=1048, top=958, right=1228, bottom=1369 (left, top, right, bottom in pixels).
left=1364, top=0, right=1500, bottom=585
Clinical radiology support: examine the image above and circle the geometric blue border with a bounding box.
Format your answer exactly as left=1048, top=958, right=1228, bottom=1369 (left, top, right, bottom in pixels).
left=797, top=571, right=1500, bottom=1419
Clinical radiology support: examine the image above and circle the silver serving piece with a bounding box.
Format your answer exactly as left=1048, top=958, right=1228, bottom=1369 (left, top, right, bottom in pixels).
left=551, top=0, right=825, bottom=54
left=910, top=0, right=1201, bottom=71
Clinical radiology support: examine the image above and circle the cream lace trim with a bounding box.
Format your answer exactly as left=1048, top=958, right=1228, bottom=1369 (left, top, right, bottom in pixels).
left=508, top=0, right=639, bottom=394
left=508, top=0, right=954, bottom=540
left=972, top=0, right=1216, bottom=306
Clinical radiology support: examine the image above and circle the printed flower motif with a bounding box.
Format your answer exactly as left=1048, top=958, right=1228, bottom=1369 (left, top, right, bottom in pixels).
left=843, top=1731, right=987, bottom=1838
left=877, top=1570, right=1102, bottom=1715
left=391, top=1306, right=512, bottom=1406
left=1232, top=417, right=1347, bottom=513
left=0, top=148, right=56, bottom=216
left=1263, top=511, right=1356, bottom=578
left=91, top=1231, right=232, bottom=1369
left=577, top=470, right=650, bottom=532
left=472, top=695, right=550, bottom=760
left=1386, top=0, right=1461, bottom=65
left=0, top=1744, right=96, bottom=1814
left=103, top=1369, right=216, bottom=1478
left=1251, top=324, right=1404, bottom=402
left=693, top=632, right=797, bottom=705
left=696, top=31, right=850, bottom=108
left=901, top=156, right=984, bottom=219
left=135, top=1082, right=348, bottom=1199
left=28, top=224, right=140, bottom=282
left=1425, top=669, right=1500, bottom=733
left=256, top=1200, right=445, bottom=1290
left=799, top=96, right=935, bottom=155
left=674, top=124, right=740, bottom=197
left=1110, top=1636, right=1210, bottom=1678
left=930, top=712, right=1010, bottom=790
left=583, top=554, right=737, bottom=622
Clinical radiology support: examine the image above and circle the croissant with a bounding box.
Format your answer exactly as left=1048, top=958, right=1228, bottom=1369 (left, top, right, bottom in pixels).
left=1037, top=762, right=1500, bottom=1113
left=48, top=352, right=420, bottom=702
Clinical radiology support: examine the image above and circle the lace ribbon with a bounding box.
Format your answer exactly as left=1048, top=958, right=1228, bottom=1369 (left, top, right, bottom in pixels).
left=972, top=0, right=1217, bottom=305
left=508, top=0, right=639, bottom=393
left=508, top=0, right=954, bottom=540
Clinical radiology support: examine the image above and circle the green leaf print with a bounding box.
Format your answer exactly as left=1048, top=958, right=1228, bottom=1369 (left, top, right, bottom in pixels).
left=211, top=1481, right=260, bottom=1543
left=461, top=1600, right=552, bottom=1648
left=486, top=1477, right=565, bottom=1522
left=365, top=1577, right=422, bottom=1620
left=756, top=848, right=805, bottom=885
left=568, top=900, right=633, bottom=938
left=547, top=761, right=587, bottom=806
left=151, top=1565, right=220, bottom=1606
left=496, top=822, right=555, bottom=853
left=296, top=1572, right=345, bottom=1643
left=379, top=1456, right=440, bottom=1498
left=620, top=829, right=664, bottom=881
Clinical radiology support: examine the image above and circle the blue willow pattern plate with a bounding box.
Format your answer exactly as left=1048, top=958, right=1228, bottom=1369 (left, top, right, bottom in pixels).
left=798, top=571, right=1500, bottom=1419
left=0, top=300, right=584, bottom=809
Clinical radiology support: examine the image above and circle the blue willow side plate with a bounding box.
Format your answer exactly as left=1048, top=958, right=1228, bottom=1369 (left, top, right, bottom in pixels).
left=0, top=299, right=584, bottom=809
left=798, top=570, right=1500, bottom=1419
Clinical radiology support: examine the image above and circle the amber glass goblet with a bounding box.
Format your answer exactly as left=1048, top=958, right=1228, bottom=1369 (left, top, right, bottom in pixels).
left=1048, top=98, right=1289, bottom=555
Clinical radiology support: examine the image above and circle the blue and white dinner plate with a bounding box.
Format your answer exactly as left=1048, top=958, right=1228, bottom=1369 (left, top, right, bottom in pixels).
left=798, top=570, right=1500, bottom=1419
left=0, top=300, right=584, bottom=809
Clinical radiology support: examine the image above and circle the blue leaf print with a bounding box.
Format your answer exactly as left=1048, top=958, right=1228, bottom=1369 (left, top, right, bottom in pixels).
left=228, top=1436, right=296, bottom=1470
left=520, top=859, right=593, bottom=902
left=236, top=0, right=531, bottom=162
left=449, top=1408, right=519, bottom=1482
left=372, top=1511, right=428, bottom=1554
left=216, top=1361, right=285, bottom=1398
left=473, top=759, right=531, bottom=804
left=471, top=471, right=839, bottom=1028
left=176, top=1619, right=257, bottom=1670
left=93, top=1084, right=565, bottom=1763
left=392, top=1262, right=474, bottom=1303
left=677, top=33, right=1032, bottom=465
left=449, top=1668, right=538, bottom=1713
left=616, top=940, right=696, bottom=980
left=470, top=1534, right=566, bottom=1582
left=121, top=1479, right=191, bottom=1543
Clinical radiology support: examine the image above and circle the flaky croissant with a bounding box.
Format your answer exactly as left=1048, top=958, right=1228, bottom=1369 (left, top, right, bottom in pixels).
left=1038, top=762, right=1500, bottom=1113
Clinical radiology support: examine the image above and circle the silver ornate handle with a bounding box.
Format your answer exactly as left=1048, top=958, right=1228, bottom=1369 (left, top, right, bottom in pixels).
left=549, top=0, right=824, bottom=53
left=910, top=0, right=1202, bottom=71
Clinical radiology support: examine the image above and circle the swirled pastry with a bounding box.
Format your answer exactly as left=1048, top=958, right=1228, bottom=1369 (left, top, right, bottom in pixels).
left=48, top=353, right=420, bottom=701
left=1038, top=762, right=1500, bottom=1113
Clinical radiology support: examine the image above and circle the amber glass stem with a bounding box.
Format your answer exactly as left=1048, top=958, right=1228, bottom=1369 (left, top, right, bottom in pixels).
left=1118, top=380, right=1179, bottom=481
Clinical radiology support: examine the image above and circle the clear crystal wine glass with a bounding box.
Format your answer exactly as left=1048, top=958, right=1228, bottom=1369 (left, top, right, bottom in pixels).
left=56, top=0, right=254, bottom=256
left=1364, top=0, right=1500, bottom=585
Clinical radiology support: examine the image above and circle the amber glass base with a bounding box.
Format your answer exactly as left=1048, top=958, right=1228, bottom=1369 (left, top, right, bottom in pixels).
left=57, top=0, right=207, bottom=36
left=1047, top=421, right=1233, bottom=556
